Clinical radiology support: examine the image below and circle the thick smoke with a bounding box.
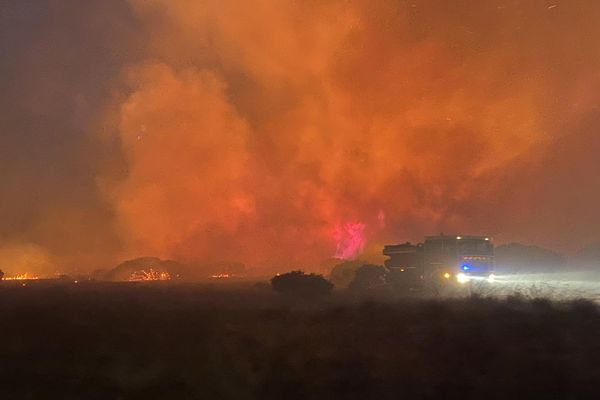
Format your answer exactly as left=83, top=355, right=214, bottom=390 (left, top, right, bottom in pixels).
left=2, top=1, right=600, bottom=274
left=0, top=0, right=137, bottom=274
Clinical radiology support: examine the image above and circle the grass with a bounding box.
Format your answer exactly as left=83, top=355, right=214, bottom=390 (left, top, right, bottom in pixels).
left=1, top=281, right=599, bottom=399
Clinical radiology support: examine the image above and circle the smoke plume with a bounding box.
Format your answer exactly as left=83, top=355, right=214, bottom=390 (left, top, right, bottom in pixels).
left=2, top=1, right=600, bottom=273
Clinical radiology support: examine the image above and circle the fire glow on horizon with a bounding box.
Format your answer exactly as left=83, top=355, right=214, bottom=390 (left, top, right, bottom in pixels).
left=4, top=273, right=40, bottom=281
left=128, top=268, right=171, bottom=281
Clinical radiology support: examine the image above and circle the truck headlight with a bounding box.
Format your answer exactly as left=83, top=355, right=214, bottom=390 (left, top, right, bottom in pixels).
left=456, top=273, right=469, bottom=284
left=488, top=273, right=496, bottom=283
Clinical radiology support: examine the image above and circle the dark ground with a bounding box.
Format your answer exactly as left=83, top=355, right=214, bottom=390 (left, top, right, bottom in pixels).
left=1, top=281, right=599, bottom=399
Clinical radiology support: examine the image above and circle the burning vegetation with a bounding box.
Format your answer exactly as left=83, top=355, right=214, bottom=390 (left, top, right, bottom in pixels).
left=210, top=273, right=231, bottom=279
left=128, top=268, right=171, bottom=281
left=3, top=273, right=40, bottom=281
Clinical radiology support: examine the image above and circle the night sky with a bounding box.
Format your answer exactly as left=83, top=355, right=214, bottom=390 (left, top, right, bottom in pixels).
left=1, top=0, right=599, bottom=275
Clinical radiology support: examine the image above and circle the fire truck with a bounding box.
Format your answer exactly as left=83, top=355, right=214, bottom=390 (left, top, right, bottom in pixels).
left=383, top=234, right=495, bottom=290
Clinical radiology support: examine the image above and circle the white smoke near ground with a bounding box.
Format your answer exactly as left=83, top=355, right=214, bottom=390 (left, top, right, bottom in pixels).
left=465, top=270, right=600, bottom=302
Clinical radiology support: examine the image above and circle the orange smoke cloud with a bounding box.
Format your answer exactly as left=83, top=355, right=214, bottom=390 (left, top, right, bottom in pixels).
left=100, top=0, right=600, bottom=271
left=111, top=64, right=252, bottom=258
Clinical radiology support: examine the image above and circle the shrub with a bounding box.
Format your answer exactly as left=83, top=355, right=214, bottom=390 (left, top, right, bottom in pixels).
left=329, top=259, right=366, bottom=288
left=348, top=264, right=387, bottom=291
left=271, top=271, right=333, bottom=296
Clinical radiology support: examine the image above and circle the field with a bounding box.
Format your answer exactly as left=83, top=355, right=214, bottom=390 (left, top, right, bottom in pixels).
left=1, top=280, right=600, bottom=399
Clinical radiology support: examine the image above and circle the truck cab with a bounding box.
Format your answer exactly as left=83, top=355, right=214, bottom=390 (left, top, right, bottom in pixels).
left=423, top=235, right=495, bottom=284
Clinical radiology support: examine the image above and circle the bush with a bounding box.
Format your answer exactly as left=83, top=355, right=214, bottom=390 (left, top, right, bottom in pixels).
left=329, top=259, right=366, bottom=288
left=271, top=271, right=333, bottom=296
left=348, top=264, right=387, bottom=291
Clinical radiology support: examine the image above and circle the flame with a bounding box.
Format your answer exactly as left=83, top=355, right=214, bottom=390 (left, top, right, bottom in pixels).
left=210, top=273, right=231, bottom=279
left=4, top=273, right=40, bottom=281
left=334, top=222, right=366, bottom=260
left=128, top=268, right=171, bottom=281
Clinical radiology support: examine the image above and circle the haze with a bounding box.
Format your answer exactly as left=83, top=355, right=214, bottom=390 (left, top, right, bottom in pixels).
left=1, top=0, right=599, bottom=276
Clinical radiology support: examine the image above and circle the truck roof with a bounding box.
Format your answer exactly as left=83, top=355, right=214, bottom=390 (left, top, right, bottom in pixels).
left=424, top=235, right=491, bottom=241
left=383, top=242, right=421, bottom=255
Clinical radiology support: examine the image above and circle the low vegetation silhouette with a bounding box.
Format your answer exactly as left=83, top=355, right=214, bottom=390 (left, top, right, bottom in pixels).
left=348, top=264, right=388, bottom=291
left=0, top=283, right=599, bottom=399
left=329, top=259, right=367, bottom=288
left=101, top=257, right=186, bottom=281
left=271, top=270, right=334, bottom=296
